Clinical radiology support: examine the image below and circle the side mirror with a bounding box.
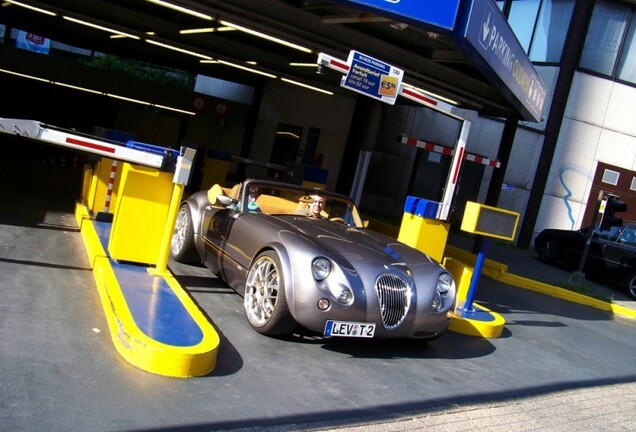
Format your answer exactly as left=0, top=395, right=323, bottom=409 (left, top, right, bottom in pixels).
left=216, top=195, right=235, bottom=207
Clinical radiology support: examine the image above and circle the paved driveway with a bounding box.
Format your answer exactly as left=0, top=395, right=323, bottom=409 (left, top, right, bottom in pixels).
left=1, top=162, right=635, bottom=431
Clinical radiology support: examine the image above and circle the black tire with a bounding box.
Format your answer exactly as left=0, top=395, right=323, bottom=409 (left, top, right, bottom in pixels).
left=627, top=274, right=636, bottom=300
left=170, top=204, right=199, bottom=264
left=244, top=251, right=296, bottom=336
left=537, top=238, right=558, bottom=264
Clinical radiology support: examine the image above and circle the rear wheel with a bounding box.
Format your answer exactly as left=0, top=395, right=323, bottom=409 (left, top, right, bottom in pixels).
left=627, top=274, right=636, bottom=300
left=244, top=251, right=296, bottom=336
left=537, top=238, right=558, bottom=264
left=171, top=204, right=199, bottom=264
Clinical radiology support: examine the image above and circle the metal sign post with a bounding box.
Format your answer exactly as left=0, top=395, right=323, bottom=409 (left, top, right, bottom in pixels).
left=574, top=190, right=603, bottom=277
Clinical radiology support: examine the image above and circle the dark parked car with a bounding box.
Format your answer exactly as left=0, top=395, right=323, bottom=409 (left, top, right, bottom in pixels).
left=171, top=179, right=457, bottom=339
left=534, top=222, right=636, bottom=299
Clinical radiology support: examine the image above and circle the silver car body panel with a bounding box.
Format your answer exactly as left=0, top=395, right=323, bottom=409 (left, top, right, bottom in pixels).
left=180, top=180, right=456, bottom=338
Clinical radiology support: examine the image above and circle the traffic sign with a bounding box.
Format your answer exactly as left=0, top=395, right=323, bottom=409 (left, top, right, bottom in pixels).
left=341, top=51, right=403, bottom=105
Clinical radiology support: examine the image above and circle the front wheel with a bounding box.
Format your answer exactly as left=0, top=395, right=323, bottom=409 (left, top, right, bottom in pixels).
left=171, top=204, right=199, bottom=264
left=537, top=238, right=558, bottom=264
left=244, top=251, right=296, bottom=336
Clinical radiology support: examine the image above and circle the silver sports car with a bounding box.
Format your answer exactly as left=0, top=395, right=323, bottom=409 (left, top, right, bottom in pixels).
left=171, top=179, right=456, bottom=339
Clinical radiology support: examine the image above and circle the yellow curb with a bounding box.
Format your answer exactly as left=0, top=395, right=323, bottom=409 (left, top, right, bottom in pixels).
left=444, top=245, right=636, bottom=321
left=497, top=272, right=636, bottom=320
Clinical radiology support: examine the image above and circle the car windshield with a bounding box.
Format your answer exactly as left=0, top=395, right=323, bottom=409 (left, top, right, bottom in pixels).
left=594, top=225, right=621, bottom=240
left=239, top=181, right=364, bottom=228
left=618, top=225, right=636, bottom=246
left=593, top=224, right=636, bottom=245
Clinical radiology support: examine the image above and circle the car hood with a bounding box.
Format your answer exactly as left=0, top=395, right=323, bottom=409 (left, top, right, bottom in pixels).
left=275, top=216, right=436, bottom=272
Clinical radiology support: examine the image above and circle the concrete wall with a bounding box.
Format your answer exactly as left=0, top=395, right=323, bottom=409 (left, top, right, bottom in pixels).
left=458, top=69, right=636, bottom=243
left=535, top=73, right=636, bottom=236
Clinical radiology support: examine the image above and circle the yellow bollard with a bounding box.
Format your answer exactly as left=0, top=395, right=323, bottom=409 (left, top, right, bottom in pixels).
left=397, top=196, right=449, bottom=263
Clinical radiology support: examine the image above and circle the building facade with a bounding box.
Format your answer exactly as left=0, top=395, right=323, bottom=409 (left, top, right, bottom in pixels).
left=477, top=0, right=636, bottom=247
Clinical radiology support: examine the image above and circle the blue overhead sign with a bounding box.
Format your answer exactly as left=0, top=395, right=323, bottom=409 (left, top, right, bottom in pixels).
left=337, top=0, right=461, bottom=30
left=337, top=0, right=546, bottom=122
left=456, top=0, right=547, bottom=122
left=341, top=51, right=404, bottom=105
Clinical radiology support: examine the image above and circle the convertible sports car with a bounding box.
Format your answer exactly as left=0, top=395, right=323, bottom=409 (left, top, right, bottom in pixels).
left=534, top=222, right=636, bottom=299
left=171, top=179, right=457, bottom=339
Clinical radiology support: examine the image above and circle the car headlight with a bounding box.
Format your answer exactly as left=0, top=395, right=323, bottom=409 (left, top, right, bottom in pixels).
left=436, top=272, right=453, bottom=294
left=432, top=272, right=454, bottom=313
left=312, top=257, right=331, bottom=281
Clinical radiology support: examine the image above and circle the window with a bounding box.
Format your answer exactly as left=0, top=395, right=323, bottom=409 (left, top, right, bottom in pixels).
left=498, top=0, right=574, bottom=63
left=580, top=1, right=631, bottom=77
left=617, top=14, right=636, bottom=83
left=194, top=75, right=254, bottom=105
left=602, top=169, right=620, bottom=186
left=528, top=0, right=575, bottom=62
left=269, top=123, right=302, bottom=180
left=508, top=0, right=541, bottom=52
left=630, top=176, right=636, bottom=191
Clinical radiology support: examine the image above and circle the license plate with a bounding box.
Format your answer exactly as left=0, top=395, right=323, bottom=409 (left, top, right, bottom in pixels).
left=324, top=320, right=376, bottom=338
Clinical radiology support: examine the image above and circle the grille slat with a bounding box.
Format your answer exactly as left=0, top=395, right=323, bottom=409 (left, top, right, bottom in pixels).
left=375, top=273, right=410, bottom=329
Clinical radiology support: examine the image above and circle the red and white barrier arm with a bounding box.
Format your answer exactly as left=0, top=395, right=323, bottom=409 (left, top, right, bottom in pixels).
left=0, top=118, right=164, bottom=169
left=400, top=136, right=500, bottom=168
left=317, top=52, right=457, bottom=117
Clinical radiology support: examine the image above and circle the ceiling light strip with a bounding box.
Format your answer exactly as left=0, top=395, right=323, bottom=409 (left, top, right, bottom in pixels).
left=53, top=82, right=102, bottom=94
left=218, top=19, right=312, bottom=53
left=105, top=93, right=152, bottom=105
left=145, top=39, right=213, bottom=60
left=289, top=62, right=318, bottom=67
left=217, top=60, right=277, bottom=78
left=4, top=0, right=56, bottom=16
left=145, top=0, right=213, bottom=21
left=179, top=28, right=216, bottom=34
left=62, top=16, right=140, bottom=39
left=0, top=68, right=49, bottom=82
left=0, top=69, right=194, bottom=115
left=280, top=78, right=333, bottom=95
left=153, top=104, right=195, bottom=115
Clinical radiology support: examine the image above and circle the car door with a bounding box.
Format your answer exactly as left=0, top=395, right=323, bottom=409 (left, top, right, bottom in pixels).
left=583, top=227, right=618, bottom=273
left=599, top=225, right=636, bottom=284
left=555, top=229, right=589, bottom=267
left=201, top=206, right=239, bottom=275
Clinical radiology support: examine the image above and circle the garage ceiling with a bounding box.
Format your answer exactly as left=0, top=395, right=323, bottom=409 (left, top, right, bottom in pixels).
left=1, top=0, right=516, bottom=117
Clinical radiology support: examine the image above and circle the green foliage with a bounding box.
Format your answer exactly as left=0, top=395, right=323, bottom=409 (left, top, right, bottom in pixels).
left=83, top=55, right=194, bottom=89
left=558, top=275, right=615, bottom=303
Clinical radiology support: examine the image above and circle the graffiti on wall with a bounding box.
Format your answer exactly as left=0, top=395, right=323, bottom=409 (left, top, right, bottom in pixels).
left=558, top=167, right=592, bottom=230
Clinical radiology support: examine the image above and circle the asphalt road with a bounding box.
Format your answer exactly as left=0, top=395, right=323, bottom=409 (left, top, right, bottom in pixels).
left=2, top=161, right=636, bottom=432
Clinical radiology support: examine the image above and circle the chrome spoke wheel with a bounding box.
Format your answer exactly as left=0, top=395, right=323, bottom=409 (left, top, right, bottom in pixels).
left=170, top=204, right=198, bottom=263
left=245, top=255, right=280, bottom=327
left=171, top=208, right=189, bottom=256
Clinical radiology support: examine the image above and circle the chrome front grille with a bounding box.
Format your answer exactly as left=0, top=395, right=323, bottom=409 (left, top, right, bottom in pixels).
left=375, top=273, right=410, bottom=329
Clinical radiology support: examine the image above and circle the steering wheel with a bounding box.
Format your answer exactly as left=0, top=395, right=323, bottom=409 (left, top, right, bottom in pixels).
left=623, top=231, right=636, bottom=244
left=330, top=217, right=348, bottom=225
